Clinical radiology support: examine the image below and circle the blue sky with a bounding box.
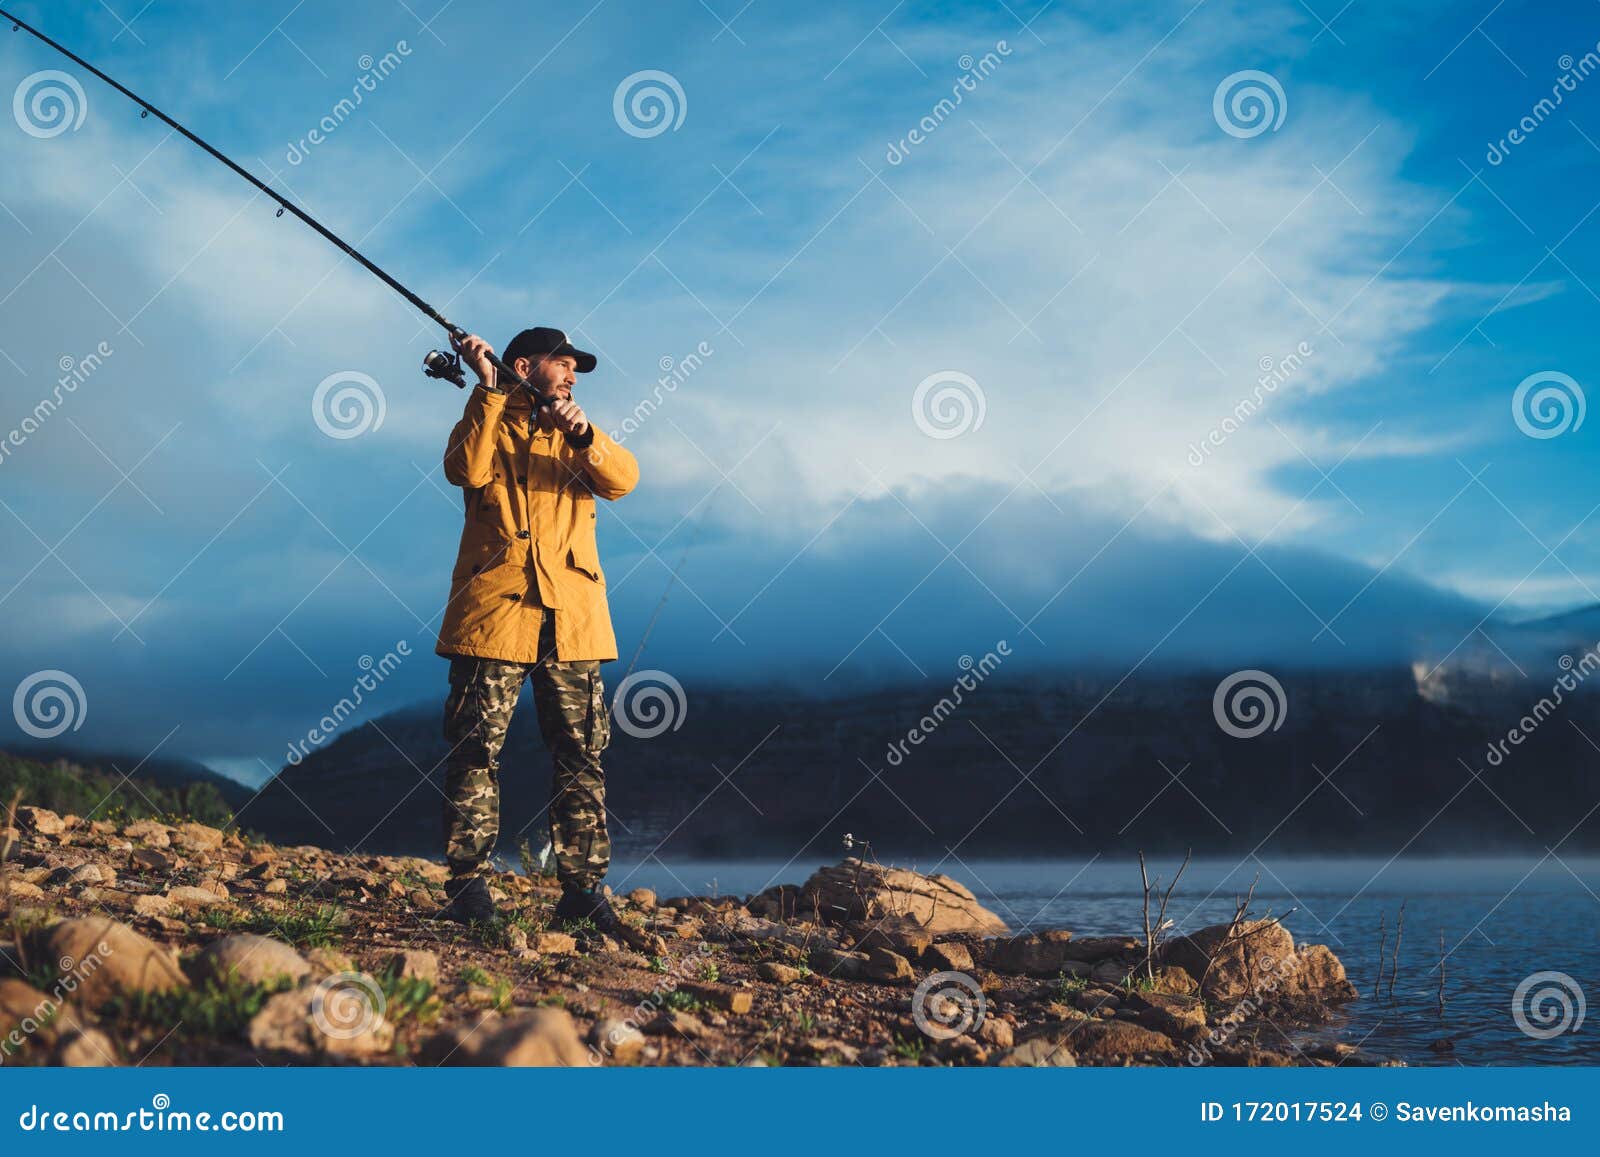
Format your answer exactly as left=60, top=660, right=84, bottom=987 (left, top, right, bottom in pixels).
left=2, top=0, right=1599, bottom=780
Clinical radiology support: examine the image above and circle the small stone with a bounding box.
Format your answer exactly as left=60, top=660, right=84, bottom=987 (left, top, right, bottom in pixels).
left=383, top=949, right=440, bottom=985
left=164, top=885, right=229, bottom=909
left=128, top=848, right=171, bottom=872
left=192, top=935, right=311, bottom=988
left=861, top=947, right=914, bottom=983
left=121, top=821, right=171, bottom=848
left=16, top=806, right=66, bottom=835
left=643, top=1009, right=706, bottom=1038
left=977, top=1016, right=1014, bottom=1049
left=51, top=1028, right=119, bottom=1067
left=263, top=878, right=288, bottom=895
left=457, top=1009, right=589, bottom=1066
left=590, top=1017, right=646, bottom=1064
left=679, top=981, right=753, bottom=1014
left=172, top=822, right=225, bottom=854
left=925, top=941, right=976, bottom=973
left=532, top=931, right=577, bottom=955
left=248, top=983, right=393, bottom=1058
left=999, top=1037, right=1078, bottom=1066
left=626, top=888, right=657, bottom=911
left=757, top=962, right=803, bottom=985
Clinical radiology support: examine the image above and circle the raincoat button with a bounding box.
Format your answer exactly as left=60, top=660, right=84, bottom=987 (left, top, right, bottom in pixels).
left=516, top=530, right=531, bottom=539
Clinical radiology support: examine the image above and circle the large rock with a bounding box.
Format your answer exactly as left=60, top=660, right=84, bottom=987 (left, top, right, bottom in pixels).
left=1019, top=1019, right=1177, bottom=1064
left=0, top=978, right=84, bottom=1055
left=247, top=979, right=393, bottom=1059
left=191, top=935, right=311, bottom=988
left=1124, top=991, right=1208, bottom=1041
left=429, top=1008, right=589, bottom=1066
left=37, top=918, right=187, bottom=1005
left=987, top=931, right=1080, bottom=976
left=15, top=806, right=65, bottom=835
left=797, top=858, right=1008, bottom=938
left=998, top=1036, right=1078, bottom=1066
left=1161, top=919, right=1296, bottom=1002
left=51, top=1028, right=119, bottom=1066
left=172, top=822, right=225, bottom=854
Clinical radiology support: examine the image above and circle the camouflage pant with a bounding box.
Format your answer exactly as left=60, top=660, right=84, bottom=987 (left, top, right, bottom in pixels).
left=441, top=613, right=611, bottom=888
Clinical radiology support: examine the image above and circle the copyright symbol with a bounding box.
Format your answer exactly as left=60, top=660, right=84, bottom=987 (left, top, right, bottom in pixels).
left=1368, top=1102, right=1388, bottom=1121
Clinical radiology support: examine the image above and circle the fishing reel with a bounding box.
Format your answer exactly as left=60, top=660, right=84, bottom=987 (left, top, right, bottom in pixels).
left=421, top=348, right=468, bottom=389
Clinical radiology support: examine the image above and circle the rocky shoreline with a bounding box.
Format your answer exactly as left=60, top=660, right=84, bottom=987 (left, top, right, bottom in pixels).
left=1, top=806, right=1374, bottom=1067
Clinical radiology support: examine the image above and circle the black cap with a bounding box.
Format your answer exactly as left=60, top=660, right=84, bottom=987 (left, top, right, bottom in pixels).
left=501, top=326, right=596, bottom=374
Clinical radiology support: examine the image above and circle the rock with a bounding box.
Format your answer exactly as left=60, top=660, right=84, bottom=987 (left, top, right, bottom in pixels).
left=128, top=848, right=171, bottom=872
left=862, top=947, right=915, bottom=983
left=37, top=918, right=187, bottom=1005
left=172, top=822, right=224, bottom=854
left=679, top=981, right=753, bottom=1013
left=1028, top=1019, right=1177, bottom=1063
left=1161, top=919, right=1297, bottom=1002
left=746, top=883, right=803, bottom=921
left=164, top=885, right=229, bottom=909
left=977, top=1016, right=1014, bottom=1049
left=757, top=962, right=803, bottom=985
left=0, top=978, right=83, bottom=1050
left=999, top=1037, right=1077, bottom=1066
left=851, top=918, right=933, bottom=957
left=643, top=1009, right=706, bottom=1038
left=132, top=894, right=173, bottom=919
left=589, top=1017, right=646, bottom=1064
left=121, top=821, right=171, bottom=848
left=407, top=888, right=437, bottom=911
left=16, top=806, right=65, bottom=835
left=925, top=941, right=975, bottom=973
left=532, top=932, right=577, bottom=956
left=263, top=879, right=288, bottom=895
left=798, top=858, right=1008, bottom=938
left=248, top=980, right=392, bottom=1058
left=1276, top=944, right=1360, bottom=1003
left=1091, top=960, right=1131, bottom=985
left=987, top=930, right=1080, bottom=976
left=192, top=935, right=311, bottom=988
left=1126, top=992, right=1208, bottom=1040
left=6, top=880, right=44, bottom=901
left=51, top=1028, right=118, bottom=1066
left=626, top=888, right=657, bottom=911
left=383, top=949, right=440, bottom=985
left=462, top=1009, right=590, bottom=1066
left=303, top=948, right=355, bottom=979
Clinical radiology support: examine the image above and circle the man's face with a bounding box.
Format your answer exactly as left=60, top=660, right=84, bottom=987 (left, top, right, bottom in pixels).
left=515, top=353, right=578, bottom=399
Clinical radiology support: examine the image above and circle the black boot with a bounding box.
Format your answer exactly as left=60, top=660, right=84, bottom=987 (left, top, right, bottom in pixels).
left=553, top=884, right=628, bottom=939
left=440, top=875, right=497, bottom=924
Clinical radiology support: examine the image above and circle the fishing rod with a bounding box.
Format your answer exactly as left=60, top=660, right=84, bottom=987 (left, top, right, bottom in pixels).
left=2, top=6, right=548, bottom=405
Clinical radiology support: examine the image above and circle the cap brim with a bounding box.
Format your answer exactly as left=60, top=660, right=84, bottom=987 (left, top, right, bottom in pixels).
left=561, top=345, right=597, bottom=373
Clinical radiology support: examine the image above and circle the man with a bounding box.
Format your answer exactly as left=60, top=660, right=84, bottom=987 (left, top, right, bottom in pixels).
left=433, top=326, right=638, bottom=937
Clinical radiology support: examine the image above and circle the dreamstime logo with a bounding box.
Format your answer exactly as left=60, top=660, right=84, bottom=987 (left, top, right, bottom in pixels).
left=284, top=642, right=410, bottom=766
left=613, top=70, right=687, bottom=138
left=310, top=972, right=385, bottom=1040
left=285, top=40, right=412, bottom=165
left=1512, top=970, right=1586, bottom=1040
left=1212, top=669, right=1286, bottom=738
left=1512, top=370, right=1584, bottom=439
left=912, top=371, right=986, bottom=439
left=13, top=70, right=88, bottom=139
left=12, top=670, right=87, bottom=739
left=885, top=41, right=1011, bottom=165
left=1187, top=341, right=1314, bottom=466
left=1212, top=70, right=1287, bottom=139
left=1, top=340, right=113, bottom=468
left=1486, top=44, right=1600, bottom=165
left=885, top=644, right=1010, bottom=766
left=912, top=971, right=986, bottom=1040
left=611, top=669, right=687, bottom=738
left=611, top=340, right=714, bottom=445
left=312, top=370, right=386, bottom=439
left=1, top=942, right=112, bottom=1065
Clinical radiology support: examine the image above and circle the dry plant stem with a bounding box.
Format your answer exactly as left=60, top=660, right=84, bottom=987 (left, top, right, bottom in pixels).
left=1388, top=899, right=1406, bottom=1002
left=1375, top=912, right=1387, bottom=1000
left=1436, top=927, right=1446, bottom=1017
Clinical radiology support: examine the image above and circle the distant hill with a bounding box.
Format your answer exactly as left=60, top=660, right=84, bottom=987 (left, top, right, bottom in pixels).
left=0, top=749, right=238, bottom=826
left=239, top=659, right=1600, bottom=862
left=5, top=744, right=254, bottom=810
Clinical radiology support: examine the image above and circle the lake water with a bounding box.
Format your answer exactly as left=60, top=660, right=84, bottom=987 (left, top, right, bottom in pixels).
left=603, top=855, right=1600, bottom=1066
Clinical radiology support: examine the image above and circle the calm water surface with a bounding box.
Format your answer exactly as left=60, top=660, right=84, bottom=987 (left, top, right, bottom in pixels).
left=605, top=855, right=1600, bottom=1066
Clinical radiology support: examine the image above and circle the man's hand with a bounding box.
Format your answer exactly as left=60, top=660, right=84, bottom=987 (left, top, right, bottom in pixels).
left=451, top=332, right=498, bottom=391
left=546, top=398, right=590, bottom=438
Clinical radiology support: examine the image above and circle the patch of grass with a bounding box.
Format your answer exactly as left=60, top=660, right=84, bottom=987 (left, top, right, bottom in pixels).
left=376, top=965, right=442, bottom=1030
left=459, top=966, right=492, bottom=986
left=538, top=993, right=567, bottom=1009
left=891, top=1034, right=926, bottom=1061
left=792, top=1010, right=817, bottom=1033
left=698, top=959, right=721, bottom=983
left=647, top=955, right=669, bottom=975
left=1056, top=971, right=1089, bottom=999
left=203, top=902, right=346, bottom=948
left=660, top=989, right=702, bottom=1013
left=105, top=974, right=295, bottom=1041
left=1120, top=973, right=1157, bottom=994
